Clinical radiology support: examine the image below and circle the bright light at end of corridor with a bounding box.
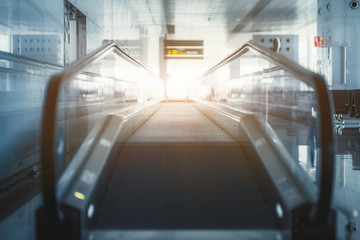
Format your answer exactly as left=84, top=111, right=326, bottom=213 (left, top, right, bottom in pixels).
left=167, top=74, right=196, bottom=100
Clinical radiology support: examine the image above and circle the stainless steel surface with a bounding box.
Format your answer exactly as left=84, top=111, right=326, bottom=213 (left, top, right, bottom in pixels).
left=88, top=230, right=288, bottom=240
left=193, top=99, right=319, bottom=212
left=317, top=0, right=360, bottom=90
left=341, top=45, right=347, bottom=85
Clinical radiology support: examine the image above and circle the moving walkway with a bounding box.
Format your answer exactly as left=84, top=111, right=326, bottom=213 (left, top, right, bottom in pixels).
left=35, top=41, right=354, bottom=240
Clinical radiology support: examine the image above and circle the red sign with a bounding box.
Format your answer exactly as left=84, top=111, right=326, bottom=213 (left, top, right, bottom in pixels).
left=314, top=36, right=325, bottom=47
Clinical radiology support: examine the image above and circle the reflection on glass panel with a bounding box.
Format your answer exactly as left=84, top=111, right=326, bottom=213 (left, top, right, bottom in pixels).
left=0, top=55, right=63, bottom=182
left=55, top=50, right=164, bottom=175
left=190, top=48, right=321, bottom=185
left=0, top=0, right=64, bottom=182
left=333, top=128, right=360, bottom=234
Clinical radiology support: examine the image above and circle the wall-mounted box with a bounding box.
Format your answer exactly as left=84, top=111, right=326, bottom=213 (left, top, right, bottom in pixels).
left=12, top=34, right=62, bottom=65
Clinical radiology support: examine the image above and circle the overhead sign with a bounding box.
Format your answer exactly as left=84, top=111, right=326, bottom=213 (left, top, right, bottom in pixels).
left=164, top=40, right=203, bottom=60
left=165, top=48, right=203, bottom=56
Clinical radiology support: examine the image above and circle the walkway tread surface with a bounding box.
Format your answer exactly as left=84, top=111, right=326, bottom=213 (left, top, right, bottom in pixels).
left=93, top=103, right=277, bottom=229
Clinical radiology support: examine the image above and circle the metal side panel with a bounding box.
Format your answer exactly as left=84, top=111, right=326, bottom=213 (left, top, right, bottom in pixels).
left=56, top=118, right=109, bottom=200
left=57, top=101, right=163, bottom=209
left=88, top=230, right=290, bottom=240
left=191, top=101, right=290, bottom=228
left=60, top=114, right=124, bottom=210
left=54, top=102, right=163, bottom=239
left=193, top=100, right=318, bottom=214
left=240, top=114, right=317, bottom=210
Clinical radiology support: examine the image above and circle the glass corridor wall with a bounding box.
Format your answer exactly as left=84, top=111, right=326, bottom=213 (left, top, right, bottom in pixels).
left=190, top=43, right=326, bottom=185
left=0, top=1, right=162, bottom=239
left=0, top=0, right=159, bottom=184
left=0, top=0, right=64, bottom=182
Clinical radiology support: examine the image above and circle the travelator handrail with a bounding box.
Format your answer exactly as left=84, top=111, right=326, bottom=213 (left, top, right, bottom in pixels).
left=40, top=41, right=161, bottom=227
left=195, top=40, right=335, bottom=227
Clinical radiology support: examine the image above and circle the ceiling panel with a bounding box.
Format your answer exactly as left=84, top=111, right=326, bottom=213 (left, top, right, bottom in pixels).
left=53, top=0, right=317, bottom=76
left=158, top=0, right=317, bottom=75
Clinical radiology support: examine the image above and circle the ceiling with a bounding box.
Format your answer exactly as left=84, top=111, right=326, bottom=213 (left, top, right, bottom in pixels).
left=0, top=0, right=318, bottom=78
left=101, top=0, right=317, bottom=77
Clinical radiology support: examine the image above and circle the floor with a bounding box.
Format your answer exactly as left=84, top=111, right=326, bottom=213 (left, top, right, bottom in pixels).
left=92, top=102, right=278, bottom=230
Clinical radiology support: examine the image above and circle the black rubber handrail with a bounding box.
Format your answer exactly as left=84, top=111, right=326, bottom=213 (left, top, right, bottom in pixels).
left=197, top=40, right=335, bottom=226
left=40, top=41, right=161, bottom=227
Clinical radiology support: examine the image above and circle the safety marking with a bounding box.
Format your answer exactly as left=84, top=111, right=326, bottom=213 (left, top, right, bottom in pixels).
left=74, top=191, right=85, bottom=200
